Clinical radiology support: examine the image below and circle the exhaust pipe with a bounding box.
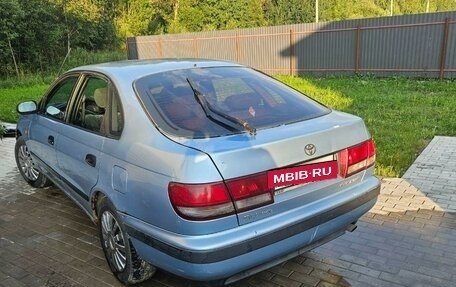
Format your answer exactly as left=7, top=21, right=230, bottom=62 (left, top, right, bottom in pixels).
left=346, top=222, right=358, bottom=232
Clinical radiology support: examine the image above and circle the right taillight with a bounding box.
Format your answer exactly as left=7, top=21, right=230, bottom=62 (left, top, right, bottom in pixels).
left=338, top=138, right=376, bottom=178
left=168, top=173, right=273, bottom=221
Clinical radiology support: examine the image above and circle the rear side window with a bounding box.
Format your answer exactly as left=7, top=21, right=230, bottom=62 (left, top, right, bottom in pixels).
left=134, top=67, right=330, bottom=138
left=70, top=76, right=124, bottom=137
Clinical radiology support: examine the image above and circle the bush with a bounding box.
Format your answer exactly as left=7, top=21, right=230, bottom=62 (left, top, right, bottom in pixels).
left=0, top=49, right=127, bottom=88
left=0, top=122, right=6, bottom=140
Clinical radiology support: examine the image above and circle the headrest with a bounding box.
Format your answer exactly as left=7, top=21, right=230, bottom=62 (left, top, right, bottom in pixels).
left=94, top=87, right=108, bottom=108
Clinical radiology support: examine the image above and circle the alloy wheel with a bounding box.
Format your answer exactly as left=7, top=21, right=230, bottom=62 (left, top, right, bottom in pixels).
left=17, top=144, right=40, bottom=181
left=101, top=210, right=127, bottom=272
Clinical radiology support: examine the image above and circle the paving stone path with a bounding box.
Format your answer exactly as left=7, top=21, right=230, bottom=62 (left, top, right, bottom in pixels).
left=1, top=136, right=455, bottom=287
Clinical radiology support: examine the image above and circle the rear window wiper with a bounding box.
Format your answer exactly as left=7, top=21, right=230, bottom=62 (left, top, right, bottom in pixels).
left=186, top=78, right=256, bottom=135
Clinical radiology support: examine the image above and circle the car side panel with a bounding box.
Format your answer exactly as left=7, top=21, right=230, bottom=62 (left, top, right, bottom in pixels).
left=56, top=124, right=104, bottom=211
left=95, top=133, right=240, bottom=234
left=27, top=115, right=61, bottom=174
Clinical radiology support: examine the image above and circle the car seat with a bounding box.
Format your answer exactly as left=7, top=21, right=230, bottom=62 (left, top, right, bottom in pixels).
left=84, top=87, right=108, bottom=133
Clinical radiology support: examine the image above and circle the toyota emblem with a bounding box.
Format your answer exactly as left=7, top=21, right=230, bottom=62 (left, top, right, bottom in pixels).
left=304, top=144, right=316, bottom=156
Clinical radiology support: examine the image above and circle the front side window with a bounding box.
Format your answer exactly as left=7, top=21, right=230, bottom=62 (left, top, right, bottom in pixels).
left=44, top=76, right=78, bottom=120
left=134, top=67, right=330, bottom=138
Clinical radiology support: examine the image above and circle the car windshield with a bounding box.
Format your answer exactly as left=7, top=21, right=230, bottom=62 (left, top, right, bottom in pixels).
left=134, top=67, right=330, bottom=138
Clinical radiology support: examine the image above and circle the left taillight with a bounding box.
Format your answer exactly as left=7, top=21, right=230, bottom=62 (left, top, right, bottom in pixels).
left=168, top=173, right=273, bottom=221
left=338, top=138, right=376, bottom=178
left=168, top=182, right=235, bottom=220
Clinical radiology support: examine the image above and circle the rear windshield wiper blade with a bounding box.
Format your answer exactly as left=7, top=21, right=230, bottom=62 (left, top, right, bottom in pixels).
left=186, top=78, right=256, bottom=135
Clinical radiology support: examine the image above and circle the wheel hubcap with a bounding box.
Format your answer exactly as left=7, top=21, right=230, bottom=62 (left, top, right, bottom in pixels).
left=18, top=144, right=40, bottom=181
left=101, top=211, right=127, bottom=272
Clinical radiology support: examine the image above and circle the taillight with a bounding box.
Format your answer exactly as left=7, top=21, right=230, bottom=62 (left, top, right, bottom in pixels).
left=168, top=182, right=235, bottom=220
left=168, top=173, right=273, bottom=220
left=338, top=138, right=376, bottom=178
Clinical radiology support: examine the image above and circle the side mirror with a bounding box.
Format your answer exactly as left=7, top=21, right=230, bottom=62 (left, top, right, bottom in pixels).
left=17, top=101, right=38, bottom=114
left=46, top=106, right=64, bottom=119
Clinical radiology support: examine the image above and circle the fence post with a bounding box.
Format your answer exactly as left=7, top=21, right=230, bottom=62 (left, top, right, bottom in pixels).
left=290, top=29, right=295, bottom=76
left=439, top=18, right=450, bottom=80
left=235, top=32, right=240, bottom=62
left=355, top=26, right=362, bottom=74
left=158, top=37, right=164, bottom=58
left=193, top=37, right=199, bottom=58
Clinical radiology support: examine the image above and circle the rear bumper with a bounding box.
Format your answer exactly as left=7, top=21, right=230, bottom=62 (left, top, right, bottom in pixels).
left=122, top=176, right=380, bottom=282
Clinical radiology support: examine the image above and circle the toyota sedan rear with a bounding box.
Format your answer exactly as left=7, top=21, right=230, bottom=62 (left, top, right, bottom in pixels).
left=15, top=59, right=380, bottom=285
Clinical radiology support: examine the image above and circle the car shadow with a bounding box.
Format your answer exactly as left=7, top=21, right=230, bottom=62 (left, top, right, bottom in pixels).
left=278, top=12, right=455, bottom=79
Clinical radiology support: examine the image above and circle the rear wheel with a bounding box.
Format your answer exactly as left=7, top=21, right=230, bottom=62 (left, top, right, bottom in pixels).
left=97, top=197, right=156, bottom=285
left=15, top=137, right=52, bottom=188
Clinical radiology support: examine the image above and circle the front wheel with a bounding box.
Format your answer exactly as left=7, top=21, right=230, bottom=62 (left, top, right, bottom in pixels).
left=97, top=197, right=156, bottom=285
left=15, top=137, right=52, bottom=188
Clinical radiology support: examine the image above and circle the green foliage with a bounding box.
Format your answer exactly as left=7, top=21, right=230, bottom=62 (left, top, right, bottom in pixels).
left=1, top=0, right=455, bottom=77
left=0, top=49, right=126, bottom=87
left=58, top=49, right=126, bottom=74
left=320, top=0, right=388, bottom=21
left=150, top=0, right=267, bottom=33
left=0, top=0, right=23, bottom=75
left=0, top=0, right=22, bottom=39
left=0, top=122, right=6, bottom=140
left=116, top=0, right=155, bottom=38
left=145, top=0, right=456, bottom=34
left=0, top=84, right=49, bottom=123
left=263, top=0, right=315, bottom=25
left=0, top=0, right=119, bottom=78
left=15, top=0, right=67, bottom=72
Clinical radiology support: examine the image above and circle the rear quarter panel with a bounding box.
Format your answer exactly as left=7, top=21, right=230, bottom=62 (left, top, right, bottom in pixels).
left=92, top=85, right=239, bottom=234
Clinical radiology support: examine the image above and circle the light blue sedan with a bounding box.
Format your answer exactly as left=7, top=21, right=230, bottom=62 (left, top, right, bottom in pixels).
left=15, top=59, right=380, bottom=285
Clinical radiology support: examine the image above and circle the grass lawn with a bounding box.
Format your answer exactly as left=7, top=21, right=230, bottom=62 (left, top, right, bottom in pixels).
left=1, top=75, right=455, bottom=177
left=0, top=84, right=49, bottom=123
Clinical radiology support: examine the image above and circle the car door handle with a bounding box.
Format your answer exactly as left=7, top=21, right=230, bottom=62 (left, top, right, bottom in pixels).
left=85, top=154, right=97, bottom=167
left=48, top=136, right=54, bottom=145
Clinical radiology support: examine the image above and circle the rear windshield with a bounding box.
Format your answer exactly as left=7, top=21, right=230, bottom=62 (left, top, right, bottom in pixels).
left=134, top=67, right=330, bottom=138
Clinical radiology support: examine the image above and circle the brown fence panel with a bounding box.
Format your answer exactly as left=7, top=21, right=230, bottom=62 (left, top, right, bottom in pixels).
left=127, top=11, right=456, bottom=78
left=238, top=31, right=291, bottom=74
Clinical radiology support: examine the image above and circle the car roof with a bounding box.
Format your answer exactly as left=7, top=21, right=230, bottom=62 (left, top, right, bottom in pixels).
left=69, top=58, right=245, bottom=81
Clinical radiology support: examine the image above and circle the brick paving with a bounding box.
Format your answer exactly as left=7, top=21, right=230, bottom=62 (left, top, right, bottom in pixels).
left=1, top=136, right=455, bottom=287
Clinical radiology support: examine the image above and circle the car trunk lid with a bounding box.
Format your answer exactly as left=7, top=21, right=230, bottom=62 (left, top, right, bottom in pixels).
left=172, top=111, right=372, bottom=224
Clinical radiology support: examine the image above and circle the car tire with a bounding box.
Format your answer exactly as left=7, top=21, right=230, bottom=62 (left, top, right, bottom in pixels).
left=97, top=197, right=156, bottom=285
left=15, top=137, right=52, bottom=188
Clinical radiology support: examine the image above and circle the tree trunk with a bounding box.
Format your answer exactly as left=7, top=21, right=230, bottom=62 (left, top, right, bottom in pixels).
left=174, top=0, right=180, bottom=21
left=7, top=36, right=19, bottom=77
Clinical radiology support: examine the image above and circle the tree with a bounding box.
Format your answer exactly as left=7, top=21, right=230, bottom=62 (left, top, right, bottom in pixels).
left=149, top=0, right=267, bottom=33
left=149, top=0, right=179, bottom=33
left=49, top=0, right=117, bottom=51
left=320, top=0, right=387, bottom=21
left=0, top=0, right=23, bottom=76
left=14, top=0, right=67, bottom=73
left=0, top=0, right=119, bottom=77
left=116, top=0, right=155, bottom=38
left=263, top=0, right=315, bottom=25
